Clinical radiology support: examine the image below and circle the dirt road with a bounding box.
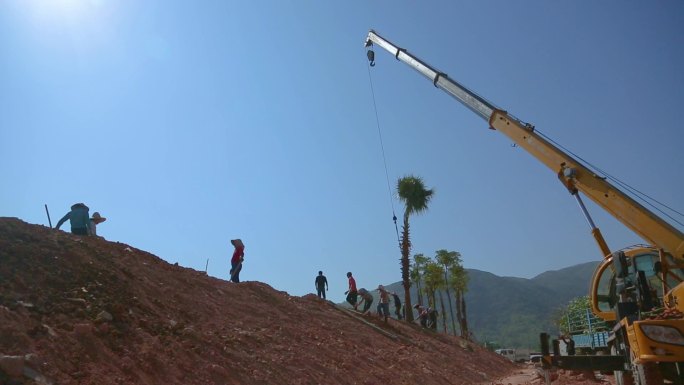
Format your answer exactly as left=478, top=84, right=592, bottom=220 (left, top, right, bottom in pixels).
left=483, top=367, right=538, bottom=385
left=484, top=366, right=617, bottom=385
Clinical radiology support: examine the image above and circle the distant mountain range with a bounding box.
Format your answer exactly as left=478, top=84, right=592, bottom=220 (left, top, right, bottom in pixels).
left=380, top=261, right=600, bottom=349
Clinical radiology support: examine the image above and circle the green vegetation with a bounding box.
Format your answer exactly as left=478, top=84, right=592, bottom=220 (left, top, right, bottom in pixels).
left=409, top=249, right=469, bottom=337
left=436, top=249, right=459, bottom=335
left=410, top=253, right=429, bottom=307
left=554, top=295, right=609, bottom=335
left=384, top=261, right=601, bottom=349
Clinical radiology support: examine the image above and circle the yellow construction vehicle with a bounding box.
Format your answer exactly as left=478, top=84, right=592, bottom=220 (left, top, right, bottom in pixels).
left=365, top=30, right=684, bottom=384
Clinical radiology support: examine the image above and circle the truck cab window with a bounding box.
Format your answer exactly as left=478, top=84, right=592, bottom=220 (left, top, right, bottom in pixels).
left=595, top=252, right=684, bottom=312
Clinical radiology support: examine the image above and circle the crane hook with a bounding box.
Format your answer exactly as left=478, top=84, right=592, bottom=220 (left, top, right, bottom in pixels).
left=367, top=49, right=375, bottom=67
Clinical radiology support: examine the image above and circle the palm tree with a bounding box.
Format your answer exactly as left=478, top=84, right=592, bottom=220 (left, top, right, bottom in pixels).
left=423, top=261, right=446, bottom=332
left=450, top=264, right=470, bottom=338
left=397, top=175, right=434, bottom=322
left=423, top=261, right=442, bottom=308
left=410, top=253, right=429, bottom=306
left=436, top=249, right=461, bottom=335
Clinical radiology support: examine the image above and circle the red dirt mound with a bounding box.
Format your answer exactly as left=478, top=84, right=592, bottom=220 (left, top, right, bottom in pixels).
left=0, top=217, right=515, bottom=385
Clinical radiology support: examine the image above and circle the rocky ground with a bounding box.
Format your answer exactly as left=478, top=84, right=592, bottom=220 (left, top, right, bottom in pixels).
left=0, top=217, right=615, bottom=384
left=486, top=366, right=615, bottom=385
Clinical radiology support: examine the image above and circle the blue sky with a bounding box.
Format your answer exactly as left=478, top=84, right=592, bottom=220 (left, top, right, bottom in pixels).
left=1, top=1, right=682, bottom=303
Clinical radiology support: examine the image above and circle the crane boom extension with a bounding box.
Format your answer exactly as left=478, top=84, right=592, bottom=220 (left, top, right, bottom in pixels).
left=366, top=30, right=684, bottom=260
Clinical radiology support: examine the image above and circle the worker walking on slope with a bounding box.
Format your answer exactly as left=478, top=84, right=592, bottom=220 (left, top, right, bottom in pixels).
left=392, top=292, right=403, bottom=320
left=356, top=288, right=374, bottom=315
left=230, top=239, right=245, bottom=283
left=315, top=271, right=328, bottom=299
left=414, top=304, right=437, bottom=330
left=345, top=272, right=358, bottom=307
left=55, top=203, right=92, bottom=235
left=376, top=285, right=390, bottom=322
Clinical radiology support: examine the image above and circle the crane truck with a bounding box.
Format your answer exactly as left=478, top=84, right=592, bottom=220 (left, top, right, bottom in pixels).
left=365, top=30, right=684, bottom=385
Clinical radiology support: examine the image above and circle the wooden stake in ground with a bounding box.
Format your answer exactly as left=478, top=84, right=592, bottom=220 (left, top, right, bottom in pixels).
left=44, top=204, right=52, bottom=228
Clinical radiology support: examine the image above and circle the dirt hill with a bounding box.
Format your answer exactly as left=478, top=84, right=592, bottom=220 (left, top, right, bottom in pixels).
left=0, top=217, right=517, bottom=385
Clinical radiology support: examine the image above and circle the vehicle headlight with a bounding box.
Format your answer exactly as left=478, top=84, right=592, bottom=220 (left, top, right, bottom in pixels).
left=640, top=324, right=684, bottom=346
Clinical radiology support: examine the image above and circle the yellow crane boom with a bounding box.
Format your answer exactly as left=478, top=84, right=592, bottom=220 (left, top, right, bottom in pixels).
left=366, top=30, right=684, bottom=383
left=365, top=30, right=684, bottom=261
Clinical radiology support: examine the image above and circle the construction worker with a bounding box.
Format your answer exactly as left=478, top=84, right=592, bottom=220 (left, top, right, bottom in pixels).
left=560, top=335, right=576, bottom=356
left=376, top=285, right=390, bottom=322
left=356, top=288, right=374, bottom=315
left=55, top=203, right=91, bottom=235
left=392, top=292, right=403, bottom=320
left=345, top=272, right=358, bottom=307
left=89, top=212, right=106, bottom=236
left=414, top=304, right=437, bottom=329
left=230, top=239, right=245, bottom=283
left=315, top=271, right=328, bottom=299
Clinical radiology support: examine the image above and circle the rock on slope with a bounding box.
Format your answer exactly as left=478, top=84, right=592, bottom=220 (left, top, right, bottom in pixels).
left=0, top=218, right=514, bottom=385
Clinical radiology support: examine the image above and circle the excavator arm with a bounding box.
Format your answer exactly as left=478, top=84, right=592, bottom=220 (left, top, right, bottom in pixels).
left=365, top=30, right=684, bottom=261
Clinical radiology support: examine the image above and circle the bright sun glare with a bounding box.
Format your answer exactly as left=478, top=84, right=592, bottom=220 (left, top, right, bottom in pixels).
left=25, top=0, right=103, bottom=22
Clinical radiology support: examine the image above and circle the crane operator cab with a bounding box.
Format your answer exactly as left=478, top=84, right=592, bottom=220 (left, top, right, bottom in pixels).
left=591, top=245, right=684, bottom=322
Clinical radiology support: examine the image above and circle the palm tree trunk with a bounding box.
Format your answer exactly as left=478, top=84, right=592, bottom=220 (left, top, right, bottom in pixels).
left=438, top=290, right=447, bottom=334
left=461, top=296, right=469, bottom=339
left=455, top=289, right=463, bottom=336
left=416, top=280, right=423, bottom=306
left=444, top=270, right=457, bottom=336
left=400, top=215, right=414, bottom=322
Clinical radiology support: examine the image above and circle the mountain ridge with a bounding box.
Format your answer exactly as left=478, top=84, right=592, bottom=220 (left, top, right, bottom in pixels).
left=379, top=261, right=600, bottom=349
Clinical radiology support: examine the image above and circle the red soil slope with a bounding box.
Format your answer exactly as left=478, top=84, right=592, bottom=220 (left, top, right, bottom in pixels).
left=0, top=217, right=517, bottom=385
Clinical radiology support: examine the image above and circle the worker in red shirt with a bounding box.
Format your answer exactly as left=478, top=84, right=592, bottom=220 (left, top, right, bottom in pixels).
left=230, top=239, right=245, bottom=283
left=345, top=272, right=358, bottom=308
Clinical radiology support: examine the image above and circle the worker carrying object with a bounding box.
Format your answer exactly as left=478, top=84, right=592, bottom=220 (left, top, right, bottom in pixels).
left=356, top=288, right=374, bottom=315
left=55, top=203, right=92, bottom=235
left=414, top=304, right=437, bottom=330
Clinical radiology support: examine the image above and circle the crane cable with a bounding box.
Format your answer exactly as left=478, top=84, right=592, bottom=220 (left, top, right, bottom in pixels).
left=365, top=49, right=401, bottom=246
left=536, top=130, right=684, bottom=228
left=363, top=43, right=683, bottom=235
